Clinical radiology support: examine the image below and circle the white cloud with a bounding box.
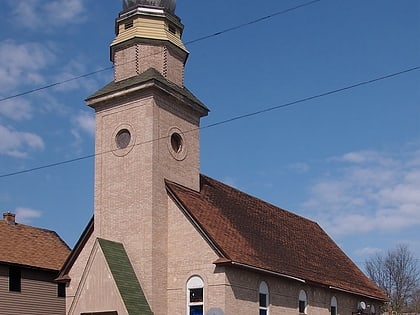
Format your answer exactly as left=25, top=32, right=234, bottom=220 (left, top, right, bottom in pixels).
left=15, top=207, right=42, bottom=224
left=70, top=111, right=95, bottom=153
left=0, top=40, right=55, bottom=92
left=73, top=111, right=95, bottom=136
left=303, top=147, right=420, bottom=237
left=10, top=0, right=86, bottom=29
left=0, top=98, right=32, bottom=121
left=51, top=59, right=103, bottom=93
left=0, top=124, right=45, bottom=158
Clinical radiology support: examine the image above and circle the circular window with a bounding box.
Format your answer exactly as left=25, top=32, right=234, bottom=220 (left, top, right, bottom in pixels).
left=171, top=132, right=183, bottom=153
left=116, top=129, right=131, bottom=149
left=112, top=124, right=135, bottom=157
left=168, top=127, right=187, bottom=160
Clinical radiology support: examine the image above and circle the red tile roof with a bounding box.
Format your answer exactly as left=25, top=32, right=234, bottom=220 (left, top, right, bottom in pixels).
left=0, top=218, right=70, bottom=271
left=166, top=174, right=387, bottom=301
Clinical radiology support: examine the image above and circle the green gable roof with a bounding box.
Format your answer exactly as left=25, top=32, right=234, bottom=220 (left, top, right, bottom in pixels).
left=98, top=238, right=153, bottom=315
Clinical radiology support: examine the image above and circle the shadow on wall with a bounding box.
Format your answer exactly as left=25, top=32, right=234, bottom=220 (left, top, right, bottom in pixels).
left=207, top=308, right=225, bottom=315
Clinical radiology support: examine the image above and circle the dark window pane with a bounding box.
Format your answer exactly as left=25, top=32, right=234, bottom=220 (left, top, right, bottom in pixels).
left=259, top=293, right=267, bottom=307
left=58, top=282, right=66, bottom=297
left=9, top=267, right=21, bottom=292
left=116, top=129, right=131, bottom=149
left=260, top=310, right=267, bottom=315
left=190, top=305, right=203, bottom=315
left=331, top=306, right=337, bottom=315
left=190, top=288, right=203, bottom=303
left=299, top=300, right=306, bottom=313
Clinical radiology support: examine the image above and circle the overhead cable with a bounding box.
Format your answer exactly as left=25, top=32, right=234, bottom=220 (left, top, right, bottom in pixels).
left=0, top=65, right=418, bottom=179
left=0, top=0, right=322, bottom=104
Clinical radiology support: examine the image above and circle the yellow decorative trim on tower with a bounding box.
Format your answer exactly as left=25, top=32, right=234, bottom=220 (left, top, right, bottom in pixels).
left=111, top=7, right=187, bottom=60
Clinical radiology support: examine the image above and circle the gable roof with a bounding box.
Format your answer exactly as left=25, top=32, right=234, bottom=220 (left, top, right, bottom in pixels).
left=0, top=218, right=70, bottom=271
left=166, top=174, right=387, bottom=301
left=98, top=238, right=152, bottom=315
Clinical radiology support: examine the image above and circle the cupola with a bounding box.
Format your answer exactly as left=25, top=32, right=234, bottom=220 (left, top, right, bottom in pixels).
left=112, top=0, right=187, bottom=86
left=122, top=0, right=176, bottom=14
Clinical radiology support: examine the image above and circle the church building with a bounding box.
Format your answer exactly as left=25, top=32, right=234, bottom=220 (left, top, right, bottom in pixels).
left=58, top=1, right=387, bottom=314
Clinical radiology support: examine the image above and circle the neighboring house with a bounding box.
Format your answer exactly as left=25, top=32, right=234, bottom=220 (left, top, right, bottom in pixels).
left=0, top=212, right=70, bottom=315
left=58, top=1, right=388, bottom=314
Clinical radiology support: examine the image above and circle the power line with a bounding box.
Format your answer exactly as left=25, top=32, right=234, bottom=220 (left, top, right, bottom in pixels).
left=0, top=67, right=113, bottom=103
left=0, top=65, right=418, bottom=179
left=0, top=0, right=322, bottom=104
left=185, top=0, right=322, bottom=45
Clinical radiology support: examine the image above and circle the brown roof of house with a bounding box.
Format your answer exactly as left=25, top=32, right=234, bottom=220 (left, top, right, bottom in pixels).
left=0, top=218, right=70, bottom=271
left=166, top=174, right=387, bottom=301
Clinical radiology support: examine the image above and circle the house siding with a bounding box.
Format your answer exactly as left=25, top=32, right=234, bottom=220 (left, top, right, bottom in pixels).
left=0, top=264, right=65, bottom=315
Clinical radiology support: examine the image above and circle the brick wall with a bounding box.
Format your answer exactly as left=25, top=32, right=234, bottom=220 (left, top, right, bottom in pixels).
left=113, top=43, right=185, bottom=86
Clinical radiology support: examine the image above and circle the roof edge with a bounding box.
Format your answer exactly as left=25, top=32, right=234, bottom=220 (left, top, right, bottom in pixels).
left=98, top=238, right=153, bottom=315
left=214, top=259, right=306, bottom=283
left=0, top=261, right=62, bottom=274
left=329, top=285, right=388, bottom=302
left=57, top=217, right=94, bottom=281
left=165, top=179, right=228, bottom=260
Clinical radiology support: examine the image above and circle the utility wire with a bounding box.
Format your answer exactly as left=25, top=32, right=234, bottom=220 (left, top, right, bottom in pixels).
left=0, top=65, right=418, bottom=179
left=0, top=0, right=322, bottom=104
left=0, top=67, right=113, bottom=103
left=185, top=0, right=322, bottom=45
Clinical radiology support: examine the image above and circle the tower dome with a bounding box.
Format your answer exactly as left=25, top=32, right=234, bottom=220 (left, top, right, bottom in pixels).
left=122, top=0, right=176, bottom=13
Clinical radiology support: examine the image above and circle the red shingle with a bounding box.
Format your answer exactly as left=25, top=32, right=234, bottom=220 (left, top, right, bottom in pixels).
left=166, top=174, right=387, bottom=301
left=0, top=219, right=70, bottom=271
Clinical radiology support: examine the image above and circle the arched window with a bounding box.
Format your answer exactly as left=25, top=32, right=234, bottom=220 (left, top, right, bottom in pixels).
left=187, top=276, right=204, bottom=315
left=331, top=296, right=338, bottom=315
left=299, top=290, right=308, bottom=314
left=259, top=281, right=269, bottom=315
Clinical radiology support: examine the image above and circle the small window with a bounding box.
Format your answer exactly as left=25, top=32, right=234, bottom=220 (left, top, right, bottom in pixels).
left=259, top=281, right=269, bottom=315
left=299, top=290, right=307, bottom=314
left=171, top=132, right=183, bottom=153
left=331, top=296, right=338, bottom=315
left=9, top=267, right=21, bottom=292
left=187, top=276, right=204, bottom=315
left=125, top=20, right=133, bottom=29
left=168, top=23, right=177, bottom=34
left=116, top=129, right=131, bottom=149
left=58, top=282, right=66, bottom=297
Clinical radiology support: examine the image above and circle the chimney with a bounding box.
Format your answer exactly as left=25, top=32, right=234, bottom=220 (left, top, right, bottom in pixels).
left=3, top=212, right=16, bottom=225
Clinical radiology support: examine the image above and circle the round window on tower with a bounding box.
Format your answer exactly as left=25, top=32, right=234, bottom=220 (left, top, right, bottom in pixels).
left=168, top=127, right=187, bottom=160
left=116, top=129, right=131, bottom=149
left=112, top=124, right=136, bottom=157
left=171, top=132, right=183, bottom=153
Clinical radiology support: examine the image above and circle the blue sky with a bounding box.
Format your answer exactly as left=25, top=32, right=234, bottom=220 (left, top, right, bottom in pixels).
left=0, top=0, right=419, bottom=269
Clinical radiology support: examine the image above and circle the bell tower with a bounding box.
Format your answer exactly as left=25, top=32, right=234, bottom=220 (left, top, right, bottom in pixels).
left=85, top=1, right=208, bottom=314
left=112, top=0, right=188, bottom=85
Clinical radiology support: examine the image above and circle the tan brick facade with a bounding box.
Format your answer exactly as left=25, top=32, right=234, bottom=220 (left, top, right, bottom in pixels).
left=64, top=3, right=386, bottom=315
left=113, top=43, right=185, bottom=85
left=167, top=195, right=382, bottom=315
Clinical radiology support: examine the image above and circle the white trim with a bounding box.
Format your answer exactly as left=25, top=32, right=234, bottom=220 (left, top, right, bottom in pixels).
left=231, top=261, right=306, bottom=283
left=187, top=276, right=204, bottom=315
left=328, top=286, right=388, bottom=301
